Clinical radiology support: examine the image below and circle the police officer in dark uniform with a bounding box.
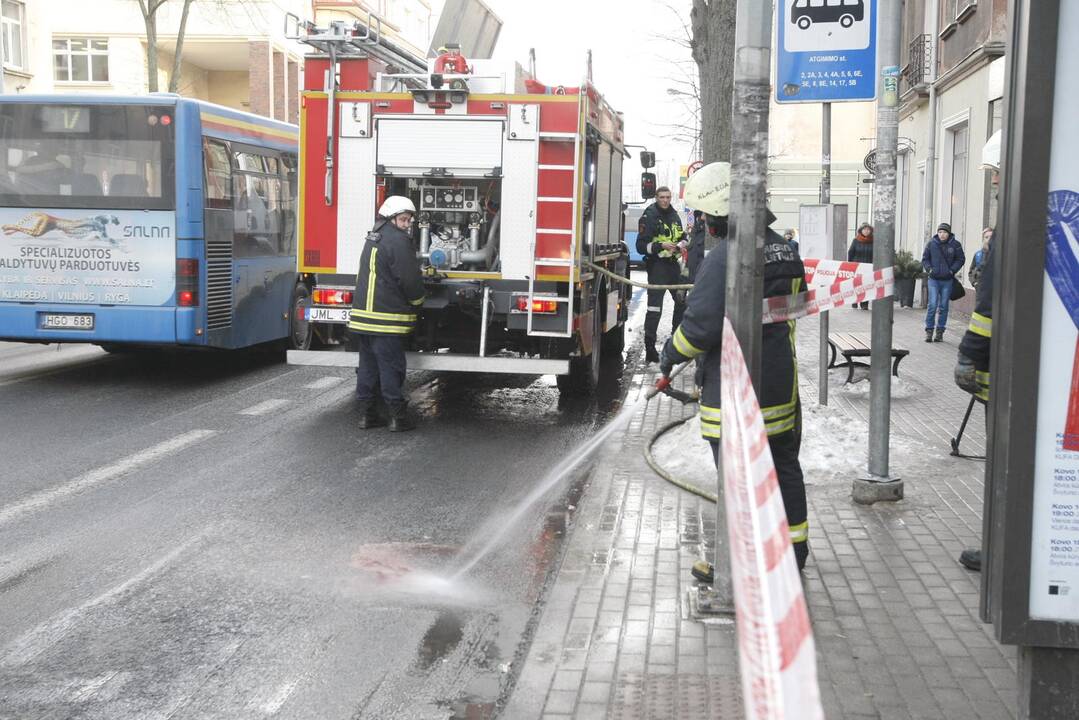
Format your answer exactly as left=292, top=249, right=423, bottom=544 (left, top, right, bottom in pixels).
left=636, top=186, right=687, bottom=363
left=658, top=163, right=811, bottom=570
left=350, top=196, right=426, bottom=432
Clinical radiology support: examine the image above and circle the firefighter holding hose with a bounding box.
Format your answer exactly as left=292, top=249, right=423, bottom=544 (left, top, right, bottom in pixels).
left=656, top=163, right=810, bottom=571
left=349, top=196, right=426, bottom=432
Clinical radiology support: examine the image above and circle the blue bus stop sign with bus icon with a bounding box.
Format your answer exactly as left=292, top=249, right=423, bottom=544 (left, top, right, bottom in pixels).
left=776, top=0, right=878, bottom=103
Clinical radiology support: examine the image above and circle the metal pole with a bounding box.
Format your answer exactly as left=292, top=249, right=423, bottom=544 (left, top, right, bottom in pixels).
left=819, top=103, right=832, bottom=406
left=923, top=0, right=940, bottom=239
left=854, top=0, right=904, bottom=504
left=712, top=0, right=773, bottom=608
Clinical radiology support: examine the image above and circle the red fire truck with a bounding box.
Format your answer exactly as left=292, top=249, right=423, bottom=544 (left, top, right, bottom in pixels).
left=286, top=16, right=638, bottom=392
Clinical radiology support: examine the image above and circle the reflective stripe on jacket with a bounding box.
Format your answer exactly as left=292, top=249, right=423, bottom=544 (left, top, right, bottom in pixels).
left=661, top=231, right=806, bottom=441
left=350, top=219, right=426, bottom=335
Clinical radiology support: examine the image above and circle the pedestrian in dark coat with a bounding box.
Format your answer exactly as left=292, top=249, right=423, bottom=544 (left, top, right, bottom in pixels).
left=687, top=210, right=706, bottom=283
left=921, top=222, right=966, bottom=342
left=847, top=223, right=874, bottom=309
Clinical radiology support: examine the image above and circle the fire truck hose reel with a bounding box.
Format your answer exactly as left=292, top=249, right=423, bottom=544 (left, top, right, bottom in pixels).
left=584, top=260, right=693, bottom=291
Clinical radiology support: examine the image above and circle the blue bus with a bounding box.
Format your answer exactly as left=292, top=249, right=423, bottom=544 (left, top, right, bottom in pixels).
left=0, top=95, right=303, bottom=351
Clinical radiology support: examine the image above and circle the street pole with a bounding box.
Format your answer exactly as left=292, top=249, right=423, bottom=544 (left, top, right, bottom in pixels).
left=853, top=0, right=904, bottom=504
left=712, top=0, right=773, bottom=609
left=819, top=103, right=832, bottom=406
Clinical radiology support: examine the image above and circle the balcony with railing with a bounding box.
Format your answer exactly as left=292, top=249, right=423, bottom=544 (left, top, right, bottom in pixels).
left=902, top=33, right=932, bottom=96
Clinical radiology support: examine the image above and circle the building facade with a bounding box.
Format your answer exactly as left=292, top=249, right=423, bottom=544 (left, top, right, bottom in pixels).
left=897, top=0, right=1006, bottom=290
left=0, top=0, right=432, bottom=123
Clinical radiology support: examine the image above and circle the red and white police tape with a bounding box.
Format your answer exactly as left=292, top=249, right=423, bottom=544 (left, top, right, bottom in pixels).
left=720, top=317, right=824, bottom=720
left=762, top=265, right=895, bottom=324
left=802, top=257, right=875, bottom=287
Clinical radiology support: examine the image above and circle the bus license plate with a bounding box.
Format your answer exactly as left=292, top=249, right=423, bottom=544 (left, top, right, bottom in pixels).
left=307, top=307, right=348, bottom=323
left=41, top=313, right=95, bottom=330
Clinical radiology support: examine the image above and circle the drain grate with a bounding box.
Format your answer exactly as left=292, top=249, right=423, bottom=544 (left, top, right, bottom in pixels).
left=610, top=673, right=743, bottom=720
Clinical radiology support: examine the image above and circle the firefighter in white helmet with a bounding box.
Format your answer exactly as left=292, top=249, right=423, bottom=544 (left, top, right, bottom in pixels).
left=658, top=163, right=811, bottom=571
left=349, top=196, right=426, bottom=431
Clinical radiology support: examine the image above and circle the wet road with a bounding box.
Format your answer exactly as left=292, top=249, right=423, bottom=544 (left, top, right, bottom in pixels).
left=0, top=289, right=647, bottom=720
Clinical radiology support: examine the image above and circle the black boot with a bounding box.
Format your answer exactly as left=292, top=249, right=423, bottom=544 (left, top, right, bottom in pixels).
left=645, top=346, right=660, bottom=364
left=357, top=403, right=386, bottom=430
left=934, top=328, right=944, bottom=342
left=925, top=329, right=934, bottom=343
left=388, top=403, right=416, bottom=432
left=959, top=548, right=981, bottom=571
left=794, top=541, right=809, bottom=571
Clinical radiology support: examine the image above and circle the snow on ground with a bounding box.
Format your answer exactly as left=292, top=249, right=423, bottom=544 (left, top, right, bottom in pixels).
left=832, top=369, right=922, bottom=399
left=649, top=394, right=927, bottom=493
left=649, top=414, right=717, bottom=492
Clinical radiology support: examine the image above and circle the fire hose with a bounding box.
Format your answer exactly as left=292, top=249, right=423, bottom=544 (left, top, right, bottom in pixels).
left=641, top=361, right=719, bottom=504
left=584, top=260, right=693, bottom=291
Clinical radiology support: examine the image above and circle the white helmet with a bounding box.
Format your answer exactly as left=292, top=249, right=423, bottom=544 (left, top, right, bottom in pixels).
left=378, top=195, right=416, bottom=219
left=683, top=162, right=731, bottom=217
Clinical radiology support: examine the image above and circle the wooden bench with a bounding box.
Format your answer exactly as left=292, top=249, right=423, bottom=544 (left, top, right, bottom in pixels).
left=827, top=331, right=910, bottom=384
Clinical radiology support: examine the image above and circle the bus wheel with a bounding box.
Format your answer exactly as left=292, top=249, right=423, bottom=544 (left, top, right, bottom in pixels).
left=840, top=14, right=854, bottom=27
left=797, top=16, right=811, bottom=29
left=289, top=283, right=313, bottom=351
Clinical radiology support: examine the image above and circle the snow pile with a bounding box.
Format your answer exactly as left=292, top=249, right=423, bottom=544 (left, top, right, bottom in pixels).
left=649, top=414, right=718, bottom=491
left=833, top=372, right=923, bottom=399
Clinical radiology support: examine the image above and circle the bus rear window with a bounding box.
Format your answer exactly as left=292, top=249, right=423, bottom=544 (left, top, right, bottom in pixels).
left=0, top=104, right=175, bottom=210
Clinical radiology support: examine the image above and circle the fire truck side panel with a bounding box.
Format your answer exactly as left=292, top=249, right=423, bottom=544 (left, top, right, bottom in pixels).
left=498, top=107, right=541, bottom=281
left=336, top=107, right=377, bottom=277
left=298, top=95, right=339, bottom=272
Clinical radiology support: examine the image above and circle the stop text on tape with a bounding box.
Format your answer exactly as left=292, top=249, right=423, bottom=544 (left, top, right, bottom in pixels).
left=763, top=266, right=895, bottom=323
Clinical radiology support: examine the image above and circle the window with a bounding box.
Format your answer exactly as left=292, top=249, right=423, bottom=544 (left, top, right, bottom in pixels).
left=0, top=103, right=175, bottom=211
left=203, top=139, right=232, bottom=209
left=947, top=123, right=969, bottom=275
left=53, top=38, right=109, bottom=83
left=232, top=147, right=286, bottom=257
left=1, top=0, right=25, bottom=70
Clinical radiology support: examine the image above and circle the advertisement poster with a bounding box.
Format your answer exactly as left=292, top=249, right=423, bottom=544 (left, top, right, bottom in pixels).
left=1029, top=0, right=1079, bottom=622
left=0, top=208, right=176, bottom=307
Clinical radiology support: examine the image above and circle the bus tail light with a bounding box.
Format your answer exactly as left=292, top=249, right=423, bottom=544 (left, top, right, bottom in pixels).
left=312, top=288, right=354, bottom=305
left=515, top=295, right=559, bottom=314
left=177, top=258, right=199, bottom=307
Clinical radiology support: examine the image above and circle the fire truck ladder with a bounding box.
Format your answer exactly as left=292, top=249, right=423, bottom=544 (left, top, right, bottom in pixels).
left=285, top=12, right=427, bottom=205
left=527, top=128, right=581, bottom=338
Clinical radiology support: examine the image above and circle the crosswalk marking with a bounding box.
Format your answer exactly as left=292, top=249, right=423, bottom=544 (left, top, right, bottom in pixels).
left=0, top=430, right=215, bottom=529
left=238, top=399, right=289, bottom=416
left=304, top=376, right=345, bottom=390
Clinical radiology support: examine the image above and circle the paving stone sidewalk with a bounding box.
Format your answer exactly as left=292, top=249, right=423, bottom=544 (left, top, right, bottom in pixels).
left=504, top=303, right=1018, bottom=720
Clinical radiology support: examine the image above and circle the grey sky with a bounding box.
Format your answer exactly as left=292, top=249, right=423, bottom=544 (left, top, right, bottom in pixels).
left=430, top=0, right=698, bottom=188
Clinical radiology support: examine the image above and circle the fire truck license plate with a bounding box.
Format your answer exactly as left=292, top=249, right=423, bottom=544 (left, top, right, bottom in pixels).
left=40, top=313, right=95, bottom=330
left=307, top=307, right=348, bottom=323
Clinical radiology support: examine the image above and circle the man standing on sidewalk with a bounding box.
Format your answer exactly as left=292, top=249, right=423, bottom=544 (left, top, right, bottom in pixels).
left=954, top=246, right=994, bottom=571
left=636, top=187, right=687, bottom=363
left=922, top=223, right=966, bottom=342
left=658, top=163, right=811, bottom=570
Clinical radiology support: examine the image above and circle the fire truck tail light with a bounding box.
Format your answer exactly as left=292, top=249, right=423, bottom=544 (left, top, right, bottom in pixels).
left=313, top=289, right=353, bottom=305
left=515, top=296, right=559, bottom=314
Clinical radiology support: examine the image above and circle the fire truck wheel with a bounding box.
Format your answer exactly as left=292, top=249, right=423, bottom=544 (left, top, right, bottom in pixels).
left=604, top=322, right=625, bottom=354
left=289, top=282, right=313, bottom=351
left=557, top=302, right=603, bottom=395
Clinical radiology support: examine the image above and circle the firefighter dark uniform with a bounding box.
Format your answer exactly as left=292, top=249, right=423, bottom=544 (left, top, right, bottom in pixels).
left=956, top=244, right=993, bottom=403
left=636, top=202, right=687, bottom=361
left=954, top=245, right=993, bottom=571
left=350, top=215, right=426, bottom=431
left=660, top=230, right=810, bottom=569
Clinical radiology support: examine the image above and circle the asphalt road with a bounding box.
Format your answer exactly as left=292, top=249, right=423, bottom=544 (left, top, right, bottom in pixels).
left=0, top=288, right=647, bottom=720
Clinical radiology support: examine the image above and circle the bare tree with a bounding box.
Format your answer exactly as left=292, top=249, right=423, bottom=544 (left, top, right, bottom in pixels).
left=137, top=0, right=195, bottom=93
left=690, top=0, right=737, bottom=162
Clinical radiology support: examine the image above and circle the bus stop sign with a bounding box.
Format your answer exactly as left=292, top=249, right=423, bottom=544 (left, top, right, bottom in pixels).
left=776, top=0, right=879, bottom=104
